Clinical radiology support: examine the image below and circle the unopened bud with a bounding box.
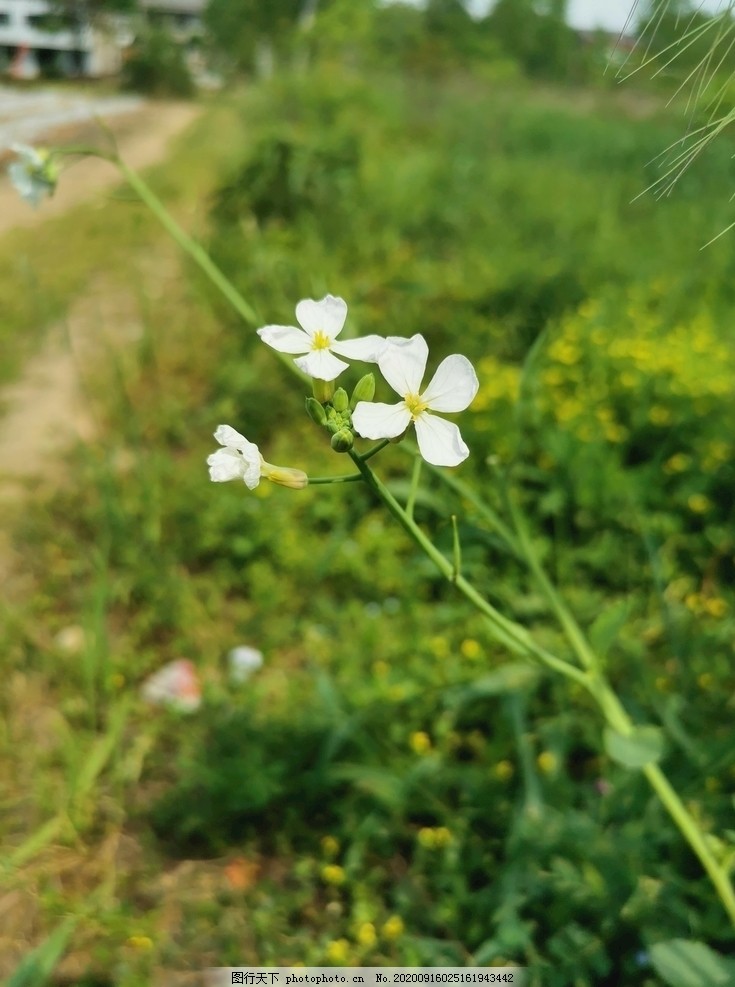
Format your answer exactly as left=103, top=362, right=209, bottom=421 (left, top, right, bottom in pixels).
left=261, top=463, right=309, bottom=489
left=350, top=373, right=375, bottom=409
left=331, top=428, right=354, bottom=453
left=305, top=396, right=327, bottom=427
left=312, top=378, right=334, bottom=403
left=332, top=387, right=349, bottom=412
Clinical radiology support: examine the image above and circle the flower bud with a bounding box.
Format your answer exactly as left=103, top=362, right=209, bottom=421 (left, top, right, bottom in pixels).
left=305, top=396, right=327, bottom=427
left=331, top=428, right=354, bottom=453
left=332, top=387, right=349, bottom=413
left=261, top=463, right=309, bottom=489
left=312, top=378, right=334, bottom=403
left=350, top=373, right=375, bottom=409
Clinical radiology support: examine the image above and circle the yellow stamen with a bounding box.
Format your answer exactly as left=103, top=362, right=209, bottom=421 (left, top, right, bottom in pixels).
left=312, top=330, right=331, bottom=350
left=405, top=392, right=428, bottom=418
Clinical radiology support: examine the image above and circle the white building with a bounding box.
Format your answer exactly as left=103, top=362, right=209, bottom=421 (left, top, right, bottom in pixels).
left=0, top=0, right=125, bottom=78
left=0, top=0, right=205, bottom=79
left=139, top=0, right=204, bottom=46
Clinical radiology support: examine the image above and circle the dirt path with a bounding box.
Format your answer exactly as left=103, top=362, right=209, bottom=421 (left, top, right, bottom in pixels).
left=0, top=100, right=200, bottom=236
left=0, top=101, right=201, bottom=577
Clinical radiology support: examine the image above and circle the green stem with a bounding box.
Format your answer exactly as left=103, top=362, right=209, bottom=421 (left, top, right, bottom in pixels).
left=406, top=455, right=422, bottom=520
left=412, top=446, right=521, bottom=557
left=359, top=439, right=391, bottom=462
left=353, top=452, right=735, bottom=928
left=113, top=157, right=308, bottom=385
left=643, top=762, right=735, bottom=927
left=506, top=488, right=597, bottom=673
left=116, top=158, right=258, bottom=325
left=506, top=485, right=735, bottom=926
left=308, top=473, right=362, bottom=484
left=348, top=452, right=589, bottom=687
left=591, top=676, right=735, bottom=928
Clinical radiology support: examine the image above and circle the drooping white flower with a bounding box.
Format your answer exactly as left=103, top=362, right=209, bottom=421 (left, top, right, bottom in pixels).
left=207, top=425, right=307, bottom=489
left=8, top=143, right=57, bottom=207
left=141, top=659, right=201, bottom=713
left=257, top=295, right=386, bottom=382
left=352, top=334, right=478, bottom=467
left=228, top=646, right=264, bottom=684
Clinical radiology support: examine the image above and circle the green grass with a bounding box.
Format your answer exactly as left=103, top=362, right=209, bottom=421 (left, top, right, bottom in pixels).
left=2, top=67, right=735, bottom=985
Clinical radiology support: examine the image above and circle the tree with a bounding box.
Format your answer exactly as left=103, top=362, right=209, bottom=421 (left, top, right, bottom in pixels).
left=487, top=0, right=579, bottom=81
left=204, top=0, right=304, bottom=74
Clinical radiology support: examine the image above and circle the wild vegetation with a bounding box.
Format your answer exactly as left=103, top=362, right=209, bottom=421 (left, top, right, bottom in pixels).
left=3, top=2, right=735, bottom=985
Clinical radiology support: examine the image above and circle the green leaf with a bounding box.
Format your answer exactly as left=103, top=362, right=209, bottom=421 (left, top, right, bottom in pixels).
left=7, top=916, right=78, bottom=987
left=446, top=662, right=539, bottom=708
left=588, top=598, right=632, bottom=658
left=604, top=725, right=665, bottom=769
left=650, top=939, right=735, bottom=987
left=330, top=764, right=406, bottom=809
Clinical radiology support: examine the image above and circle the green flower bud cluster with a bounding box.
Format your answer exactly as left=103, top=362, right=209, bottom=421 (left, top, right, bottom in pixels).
left=305, top=374, right=375, bottom=454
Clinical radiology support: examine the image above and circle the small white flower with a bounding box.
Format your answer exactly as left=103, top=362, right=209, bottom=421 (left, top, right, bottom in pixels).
left=207, top=425, right=307, bottom=489
left=228, top=646, right=264, bottom=684
left=352, top=334, right=478, bottom=467
left=257, top=294, right=385, bottom=382
left=141, top=659, right=201, bottom=713
left=8, top=143, right=57, bottom=207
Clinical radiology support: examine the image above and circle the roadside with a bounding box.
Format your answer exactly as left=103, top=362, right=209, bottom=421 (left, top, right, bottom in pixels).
left=0, top=100, right=200, bottom=236
left=0, top=98, right=204, bottom=580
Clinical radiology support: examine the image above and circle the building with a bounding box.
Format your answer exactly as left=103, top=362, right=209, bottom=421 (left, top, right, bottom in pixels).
left=0, top=0, right=205, bottom=79
left=0, top=0, right=125, bottom=78
left=139, top=0, right=204, bottom=46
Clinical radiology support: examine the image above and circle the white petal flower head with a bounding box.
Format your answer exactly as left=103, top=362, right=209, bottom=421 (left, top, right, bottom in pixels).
left=207, top=424, right=263, bottom=488
left=207, top=425, right=307, bottom=490
left=257, top=294, right=386, bottom=382
left=8, top=143, right=57, bottom=207
left=352, top=334, right=479, bottom=467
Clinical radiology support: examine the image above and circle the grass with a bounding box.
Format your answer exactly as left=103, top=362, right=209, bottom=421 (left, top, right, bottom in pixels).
left=2, top=66, right=735, bottom=985
left=0, top=95, right=245, bottom=388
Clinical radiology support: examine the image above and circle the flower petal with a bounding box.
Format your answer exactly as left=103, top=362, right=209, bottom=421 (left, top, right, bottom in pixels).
left=208, top=447, right=246, bottom=482
left=352, top=401, right=411, bottom=440
left=11, top=143, right=43, bottom=166
left=378, top=334, right=429, bottom=397
left=295, top=348, right=349, bottom=381
left=331, top=334, right=387, bottom=363
left=414, top=413, right=469, bottom=467
left=257, top=324, right=310, bottom=354
left=213, top=424, right=257, bottom=453
left=296, top=295, right=347, bottom=339
left=421, top=354, right=479, bottom=413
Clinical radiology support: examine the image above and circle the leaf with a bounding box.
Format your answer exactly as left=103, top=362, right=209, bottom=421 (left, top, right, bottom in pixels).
left=7, top=916, right=78, bottom=987
left=445, top=662, right=539, bottom=708
left=588, top=598, right=632, bottom=659
left=650, top=939, right=735, bottom=987
left=330, top=764, right=406, bottom=809
left=604, top=725, right=665, bottom=769
left=7, top=815, right=67, bottom=869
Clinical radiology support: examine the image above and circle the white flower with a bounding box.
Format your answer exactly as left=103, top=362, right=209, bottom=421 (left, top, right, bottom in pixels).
left=352, top=334, right=478, bottom=467
left=207, top=425, right=307, bottom=489
left=257, top=294, right=385, bottom=382
left=141, top=659, right=201, bottom=713
left=8, top=143, right=57, bottom=207
left=228, top=646, right=264, bottom=684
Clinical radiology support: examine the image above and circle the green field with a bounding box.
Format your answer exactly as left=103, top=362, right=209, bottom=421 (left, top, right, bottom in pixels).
left=2, top=63, right=735, bottom=986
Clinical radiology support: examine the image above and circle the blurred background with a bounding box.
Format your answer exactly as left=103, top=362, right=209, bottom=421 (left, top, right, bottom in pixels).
left=1, top=1, right=735, bottom=984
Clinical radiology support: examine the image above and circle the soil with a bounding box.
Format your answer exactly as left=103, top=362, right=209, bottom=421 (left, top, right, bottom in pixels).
left=0, top=99, right=201, bottom=578
left=0, top=101, right=200, bottom=236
